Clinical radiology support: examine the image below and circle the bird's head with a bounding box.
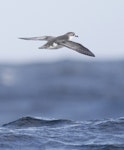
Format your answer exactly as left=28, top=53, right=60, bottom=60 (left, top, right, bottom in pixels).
left=66, top=32, right=78, bottom=40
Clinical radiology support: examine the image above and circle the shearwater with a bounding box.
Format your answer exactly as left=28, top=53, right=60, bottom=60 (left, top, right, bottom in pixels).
left=19, top=32, right=95, bottom=57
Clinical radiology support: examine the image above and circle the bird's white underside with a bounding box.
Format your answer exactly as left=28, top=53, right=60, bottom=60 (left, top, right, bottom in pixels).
left=69, top=35, right=74, bottom=41
left=49, top=43, right=58, bottom=49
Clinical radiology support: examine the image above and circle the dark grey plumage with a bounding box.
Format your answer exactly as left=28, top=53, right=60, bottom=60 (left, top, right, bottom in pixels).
left=19, top=36, right=54, bottom=41
left=60, top=41, right=95, bottom=57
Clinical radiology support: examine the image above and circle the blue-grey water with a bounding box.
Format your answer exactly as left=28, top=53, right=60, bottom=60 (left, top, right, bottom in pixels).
left=0, top=60, right=124, bottom=150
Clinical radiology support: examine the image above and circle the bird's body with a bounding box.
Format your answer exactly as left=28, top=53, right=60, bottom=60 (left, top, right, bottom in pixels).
left=19, top=32, right=95, bottom=57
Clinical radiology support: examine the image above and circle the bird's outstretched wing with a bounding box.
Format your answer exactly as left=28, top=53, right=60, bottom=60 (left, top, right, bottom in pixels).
left=59, top=41, right=95, bottom=57
left=19, top=36, right=55, bottom=41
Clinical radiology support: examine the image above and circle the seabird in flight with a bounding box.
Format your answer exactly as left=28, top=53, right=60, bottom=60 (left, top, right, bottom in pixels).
left=19, top=32, right=95, bottom=57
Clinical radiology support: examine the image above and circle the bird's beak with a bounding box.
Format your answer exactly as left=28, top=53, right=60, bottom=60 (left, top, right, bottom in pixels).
left=75, top=35, right=78, bottom=37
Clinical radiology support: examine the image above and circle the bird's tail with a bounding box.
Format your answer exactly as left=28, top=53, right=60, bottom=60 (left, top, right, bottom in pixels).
left=38, top=45, right=47, bottom=49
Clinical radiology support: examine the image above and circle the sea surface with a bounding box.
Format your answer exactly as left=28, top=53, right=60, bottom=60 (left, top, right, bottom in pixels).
left=0, top=60, right=124, bottom=150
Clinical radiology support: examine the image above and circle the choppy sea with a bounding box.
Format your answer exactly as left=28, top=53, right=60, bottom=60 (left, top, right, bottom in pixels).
left=0, top=60, right=124, bottom=150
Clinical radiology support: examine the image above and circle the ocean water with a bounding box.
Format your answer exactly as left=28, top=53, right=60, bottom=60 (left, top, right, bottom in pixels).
left=0, top=60, right=124, bottom=149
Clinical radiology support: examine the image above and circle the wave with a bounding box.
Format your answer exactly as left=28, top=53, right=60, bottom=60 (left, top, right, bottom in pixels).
left=1, top=116, right=124, bottom=149
left=2, top=116, right=74, bottom=129
left=2, top=116, right=124, bottom=129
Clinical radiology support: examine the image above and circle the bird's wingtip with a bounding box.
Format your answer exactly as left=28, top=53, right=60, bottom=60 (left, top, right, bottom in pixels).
left=89, top=51, right=95, bottom=57
left=18, top=37, right=24, bottom=40
left=92, top=54, right=95, bottom=57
